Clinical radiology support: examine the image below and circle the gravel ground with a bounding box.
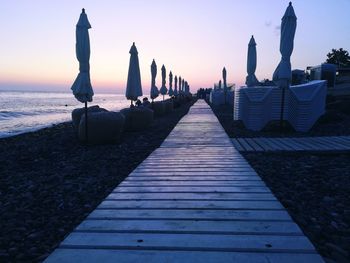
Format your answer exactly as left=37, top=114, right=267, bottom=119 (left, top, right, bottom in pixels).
left=0, top=100, right=194, bottom=262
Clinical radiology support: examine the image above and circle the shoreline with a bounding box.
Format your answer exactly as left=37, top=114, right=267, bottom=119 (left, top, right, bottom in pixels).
left=0, top=100, right=195, bottom=262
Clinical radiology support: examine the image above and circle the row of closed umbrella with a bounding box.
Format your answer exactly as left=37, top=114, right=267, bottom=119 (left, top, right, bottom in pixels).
left=150, top=59, right=190, bottom=102
left=71, top=9, right=191, bottom=141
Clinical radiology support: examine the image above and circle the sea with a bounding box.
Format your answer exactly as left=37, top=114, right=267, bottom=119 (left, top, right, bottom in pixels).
left=0, top=91, right=165, bottom=138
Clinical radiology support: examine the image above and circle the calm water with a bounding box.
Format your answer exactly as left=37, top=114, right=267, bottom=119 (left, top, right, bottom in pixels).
left=0, top=91, right=162, bottom=138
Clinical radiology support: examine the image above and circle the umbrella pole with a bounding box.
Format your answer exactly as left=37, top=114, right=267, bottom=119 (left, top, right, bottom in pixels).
left=279, top=86, right=286, bottom=133
left=85, top=101, right=88, bottom=143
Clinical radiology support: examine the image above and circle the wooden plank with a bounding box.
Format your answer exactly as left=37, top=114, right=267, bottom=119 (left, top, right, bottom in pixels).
left=317, top=136, right=350, bottom=150
left=125, top=176, right=260, bottom=181
left=231, top=139, right=245, bottom=151
left=244, top=138, right=265, bottom=152
left=60, top=232, right=316, bottom=252
left=76, top=219, right=302, bottom=235
left=113, top=186, right=271, bottom=193
left=45, top=249, right=324, bottom=263
left=262, top=138, right=284, bottom=151
left=282, top=138, right=306, bottom=151
left=106, top=192, right=277, bottom=201
left=88, top=209, right=292, bottom=224
left=88, top=209, right=292, bottom=221
left=98, top=200, right=283, bottom=210
left=266, top=138, right=293, bottom=151
left=253, top=138, right=273, bottom=151
left=120, top=181, right=266, bottom=187
left=237, top=138, right=255, bottom=151
left=129, top=171, right=258, bottom=176
left=315, top=137, right=348, bottom=150
left=274, top=138, right=299, bottom=151
left=307, top=137, right=335, bottom=150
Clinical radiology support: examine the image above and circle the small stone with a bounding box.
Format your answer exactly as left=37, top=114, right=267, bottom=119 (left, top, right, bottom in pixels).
left=330, top=221, right=339, bottom=230
left=322, top=196, right=334, bottom=203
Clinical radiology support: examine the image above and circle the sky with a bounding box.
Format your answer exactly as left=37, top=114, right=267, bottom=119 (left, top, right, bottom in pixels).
left=0, top=0, right=349, bottom=94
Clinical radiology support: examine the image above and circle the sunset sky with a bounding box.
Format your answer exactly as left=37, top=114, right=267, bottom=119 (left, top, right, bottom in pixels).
left=0, top=0, right=349, bottom=93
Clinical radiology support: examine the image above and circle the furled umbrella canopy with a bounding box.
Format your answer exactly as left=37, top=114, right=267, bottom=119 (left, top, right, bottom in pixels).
left=168, top=71, right=174, bottom=96
left=218, top=80, right=222, bottom=90
left=272, top=2, right=297, bottom=130
left=125, top=42, right=143, bottom=104
left=71, top=8, right=93, bottom=143
left=273, top=2, right=297, bottom=87
left=174, top=75, right=178, bottom=96
left=246, top=35, right=259, bottom=87
left=182, top=79, right=185, bottom=93
left=223, top=67, right=228, bottom=92
left=159, top=64, right=168, bottom=100
left=184, top=81, right=189, bottom=94
left=179, top=76, right=182, bottom=93
left=150, top=59, right=159, bottom=100
left=71, top=8, right=94, bottom=103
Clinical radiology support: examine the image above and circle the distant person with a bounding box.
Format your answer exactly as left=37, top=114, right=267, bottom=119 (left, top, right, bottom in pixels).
left=135, top=99, right=142, bottom=107
left=142, top=97, right=151, bottom=107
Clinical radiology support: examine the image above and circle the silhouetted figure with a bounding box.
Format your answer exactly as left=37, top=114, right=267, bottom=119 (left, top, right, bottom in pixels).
left=142, top=97, right=151, bottom=107
left=135, top=99, right=142, bottom=107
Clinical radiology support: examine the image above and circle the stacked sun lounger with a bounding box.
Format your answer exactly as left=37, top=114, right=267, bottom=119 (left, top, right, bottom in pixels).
left=234, top=80, right=326, bottom=132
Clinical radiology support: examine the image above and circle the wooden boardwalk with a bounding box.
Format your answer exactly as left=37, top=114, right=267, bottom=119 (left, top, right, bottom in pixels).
left=45, top=100, right=324, bottom=263
left=232, top=136, right=350, bottom=152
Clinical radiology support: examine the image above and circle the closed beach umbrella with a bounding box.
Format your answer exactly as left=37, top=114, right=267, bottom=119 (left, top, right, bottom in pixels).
left=150, top=59, right=159, bottom=101
left=246, top=35, right=259, bottom=87
left=182, top=79, right=185, bottom=93
left=184, top=81, right=189, bottom=94
left=159, top=64, right=168, bottom=100
left=223, top=67, right=228, bottom=104
left=168, top=71, right=174, bottom=96
left=223, top=67, right=227, bottom=91
left=179, top=76, right=182, bottom=93
left=71, top=8, right=94, bottom=143
left=125, top=42, right=143, bottom=106
left=174, top=75, right=178, bottom=96
left=272, top=2, right=297, bottom=130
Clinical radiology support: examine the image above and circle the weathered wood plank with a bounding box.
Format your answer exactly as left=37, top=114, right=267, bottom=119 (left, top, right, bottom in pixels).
left=106, top=192, right=277, bottom=201
left=88, top=209, right=292, bottom=221
left=113, top=186, right=271, bottom=193
left=45, top=249, right=324, bottom=263
left=76, top=219, right=302, bottom=235
left=244, top=138, right=265, bottom=151
left=98, top=200, right=283, bottom=210
left=120, top=181, right=265, bottom=187
left=60, top=232, right=316, bottom=252
left=125, top=176, right=259, bottom=181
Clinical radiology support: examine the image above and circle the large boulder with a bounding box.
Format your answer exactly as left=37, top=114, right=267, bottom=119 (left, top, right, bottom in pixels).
left=151, top=101, right=165, bottom=116
left=72, top=105, right=107, bottom=130
left=120, top=107, right=154, bottom=131
left=78, top=111, right=125, bottom=144
left=164, top=99, right=174, bottom=113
